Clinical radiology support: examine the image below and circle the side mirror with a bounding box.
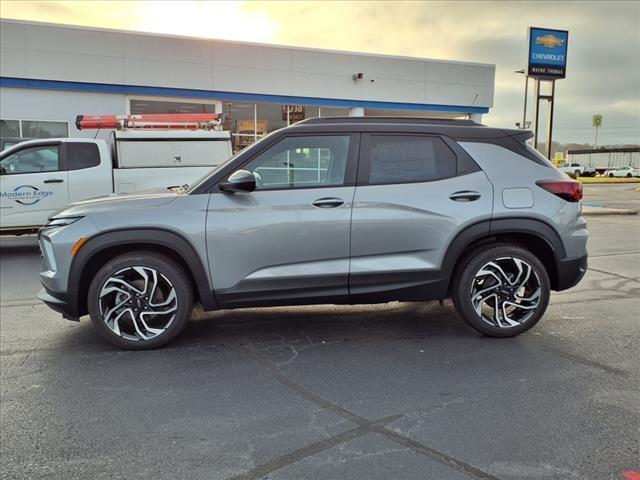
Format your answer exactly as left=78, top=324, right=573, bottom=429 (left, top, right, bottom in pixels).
left=220, top=169, right=256, bottom=193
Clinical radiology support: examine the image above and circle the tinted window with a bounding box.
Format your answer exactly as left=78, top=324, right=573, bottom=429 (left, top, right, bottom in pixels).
left=0, top=145, right=59, bottom=174
left=67, top=143, right=101, bottom=170
left=21, top=121, right=68, bottom=138
left=243, top=135, right=350, bottom=190
left=1, top=119, right=20, bottom=137
left=368, top=135, right=456, bottom=184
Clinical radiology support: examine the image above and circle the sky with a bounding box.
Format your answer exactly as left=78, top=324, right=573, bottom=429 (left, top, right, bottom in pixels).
left=1, top=0, right=639, bottom=145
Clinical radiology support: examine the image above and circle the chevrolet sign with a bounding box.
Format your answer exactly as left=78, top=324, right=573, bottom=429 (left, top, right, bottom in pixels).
left=528, top=27, right=569, bottom=79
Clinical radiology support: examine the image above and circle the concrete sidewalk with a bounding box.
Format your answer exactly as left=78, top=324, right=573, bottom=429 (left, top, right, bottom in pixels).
left=582, top=206, right=638, bottom=216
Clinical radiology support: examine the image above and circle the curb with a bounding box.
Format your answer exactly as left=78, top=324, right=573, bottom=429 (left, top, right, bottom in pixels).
left=582, top=207, right=638, bottom=216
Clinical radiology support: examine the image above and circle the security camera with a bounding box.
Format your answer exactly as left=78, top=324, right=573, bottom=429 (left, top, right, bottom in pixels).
left=352, top=72, right=364, bottom=81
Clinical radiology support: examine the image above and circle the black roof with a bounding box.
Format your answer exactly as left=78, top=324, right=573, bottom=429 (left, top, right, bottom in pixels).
left=297, top=116, right=482, bottom=127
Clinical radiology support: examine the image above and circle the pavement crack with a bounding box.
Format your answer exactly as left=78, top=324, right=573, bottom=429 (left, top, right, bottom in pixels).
left=243, top=343, right=503, bottom=480
left=587, top=267, right=640, bottom=282
left=226, top=415, right=400, bottom=480
left=589, top=251, right=640, bottom=258
left=536, top=343, right=630, bottom=377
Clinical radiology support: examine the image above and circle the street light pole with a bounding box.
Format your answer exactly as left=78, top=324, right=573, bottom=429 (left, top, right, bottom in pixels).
left=515, top=69, right=527, bottom=129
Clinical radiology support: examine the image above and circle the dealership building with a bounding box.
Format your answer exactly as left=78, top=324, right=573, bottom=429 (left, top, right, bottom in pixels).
left=1, top=19, right=495, bottom=148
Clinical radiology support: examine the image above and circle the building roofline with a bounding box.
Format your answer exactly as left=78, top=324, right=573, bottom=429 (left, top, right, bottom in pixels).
left=0, top=17, right=496, bottom=69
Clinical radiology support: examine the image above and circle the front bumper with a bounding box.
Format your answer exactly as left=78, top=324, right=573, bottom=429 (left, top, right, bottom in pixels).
left=555, top=254, right=588, bottom=291
left=37, top=288, right=79, bottom=321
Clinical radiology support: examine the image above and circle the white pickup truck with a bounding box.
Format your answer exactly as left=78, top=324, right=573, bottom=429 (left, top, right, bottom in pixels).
left=558, top=162, right=596, bottom=178
left=0, top=130, right=231, bottom=234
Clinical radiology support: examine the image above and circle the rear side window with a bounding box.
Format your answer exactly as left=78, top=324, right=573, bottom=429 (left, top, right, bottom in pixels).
left=367, top=135, right=456, bottom=184
left=67, top=142, right=100, bottom=170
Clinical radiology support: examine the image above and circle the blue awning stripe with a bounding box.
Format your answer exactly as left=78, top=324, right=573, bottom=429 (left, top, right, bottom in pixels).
left=0, top=77, right=489, bottom=114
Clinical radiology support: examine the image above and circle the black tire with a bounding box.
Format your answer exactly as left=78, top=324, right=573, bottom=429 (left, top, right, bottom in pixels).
left=609, top=173, right=615, bottom=178
left=626, top=173, right=632, bottom=178
left=451, top=244, right=550, bottom=337
left=88, top=251, right=194, bottom=349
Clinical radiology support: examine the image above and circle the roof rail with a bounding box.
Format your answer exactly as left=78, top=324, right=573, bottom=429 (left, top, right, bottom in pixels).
left=296, top=116, right=483, bottom=127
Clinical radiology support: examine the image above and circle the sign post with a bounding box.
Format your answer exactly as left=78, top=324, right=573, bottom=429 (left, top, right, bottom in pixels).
left=527, top=27, right=569, bottom=159
left=593, top=114, right=603, bottom=148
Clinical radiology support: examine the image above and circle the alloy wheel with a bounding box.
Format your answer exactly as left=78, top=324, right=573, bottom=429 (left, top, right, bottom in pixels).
left=470, top=257, right=541, bottom=328
left=99, top=266, right=177, bottom=341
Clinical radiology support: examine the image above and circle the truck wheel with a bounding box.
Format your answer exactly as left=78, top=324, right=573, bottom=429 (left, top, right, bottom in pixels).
left=88, top=252, right=194, bottom=349
left=626, top=173, right=632, bottom=178
left=609, top=173, right=615, bottom=178
left=451, top=244, right=550, bottom=337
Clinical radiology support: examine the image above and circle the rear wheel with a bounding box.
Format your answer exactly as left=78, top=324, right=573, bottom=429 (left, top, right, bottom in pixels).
left=609, top=173, right=615, bottom=178
left=452, top=245, right=550, bottom=337
left=88, top=252, right=193, bottom=349
left=626, top=173, right=632, bottom=178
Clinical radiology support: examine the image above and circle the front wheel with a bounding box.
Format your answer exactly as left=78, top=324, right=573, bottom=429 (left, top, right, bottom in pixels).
left=626, top=173, right=632, bottom=178
left=609, top=173, right=615, bottom=178
left=452, top=245, right=550, bottom=337
left=88, top=252, right=194, bottom=349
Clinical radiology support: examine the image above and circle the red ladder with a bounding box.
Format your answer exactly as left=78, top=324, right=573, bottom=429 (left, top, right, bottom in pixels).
left=75, top=113, right=222, bottom=130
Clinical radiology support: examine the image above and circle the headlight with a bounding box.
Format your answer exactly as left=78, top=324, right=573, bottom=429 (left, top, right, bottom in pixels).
left=44, top=216, right=83, bottom=228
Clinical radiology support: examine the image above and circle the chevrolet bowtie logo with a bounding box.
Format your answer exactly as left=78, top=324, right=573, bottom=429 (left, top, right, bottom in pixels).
left=536, top=34, right=565, bottom=48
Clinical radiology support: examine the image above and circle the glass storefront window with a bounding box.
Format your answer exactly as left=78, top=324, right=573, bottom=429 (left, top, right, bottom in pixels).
left=320, top=107, right=350, bottom=118
left=257, top=102, right=287, bottom=134
left=0, top=119, right=20, bottom=137
left=130, top=99, right=216, bottom=114
left=21, top=120, right=69, bottom=138
left=223, top=101, right=258, bottom=152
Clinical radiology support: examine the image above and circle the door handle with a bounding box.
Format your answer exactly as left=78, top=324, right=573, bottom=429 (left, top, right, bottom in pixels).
left=44, top=178, right=64, bottom=184
left=312, top=197, right=344, bottom=208
left=449, top=190, right=481, bottom=202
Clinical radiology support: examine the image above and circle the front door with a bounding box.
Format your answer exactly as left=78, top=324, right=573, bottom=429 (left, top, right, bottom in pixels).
left=0, top=143, right=69, bottom=230
left=349, top=133, right=494, bottom=301
left=206, top=134, right=358, bottom=307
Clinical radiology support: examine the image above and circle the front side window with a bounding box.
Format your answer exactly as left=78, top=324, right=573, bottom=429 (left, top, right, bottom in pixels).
left=243, top=135, right=350, bottom=190
left=0, top=145, right=60, bottom=175
left=367, top=135, right=456, bottom=184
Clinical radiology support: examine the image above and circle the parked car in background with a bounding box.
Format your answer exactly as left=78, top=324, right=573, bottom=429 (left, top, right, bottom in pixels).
left=0, top=131, right=232, bottom=234
left=603, top=166, right=640, bottom=178
left=558, top=162, right=596, bottom=177
left=37, top=117, right=588, bottom=349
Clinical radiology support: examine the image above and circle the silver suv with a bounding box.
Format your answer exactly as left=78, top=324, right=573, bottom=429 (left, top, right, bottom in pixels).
left=37, top=118, right=588, bottom=349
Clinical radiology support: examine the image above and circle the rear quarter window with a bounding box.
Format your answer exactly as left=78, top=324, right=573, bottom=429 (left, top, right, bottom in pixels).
left=67, top=142, right=101, bottom=170
left=367, top=135, right=456, bottom=184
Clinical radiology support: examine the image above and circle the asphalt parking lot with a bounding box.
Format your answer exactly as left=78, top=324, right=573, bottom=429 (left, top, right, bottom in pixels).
left=1, top=187, right=639, bottom=480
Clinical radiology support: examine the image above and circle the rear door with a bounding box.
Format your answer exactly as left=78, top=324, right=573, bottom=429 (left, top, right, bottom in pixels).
left=206, top=133, right=359, bottom=307
left=0, top=142, right=69, bottom=229
left=349, top=133, right=493, bottom=301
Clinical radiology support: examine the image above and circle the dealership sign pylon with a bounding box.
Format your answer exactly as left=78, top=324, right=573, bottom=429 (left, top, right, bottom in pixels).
left=526, top=27, right=569, bottom=159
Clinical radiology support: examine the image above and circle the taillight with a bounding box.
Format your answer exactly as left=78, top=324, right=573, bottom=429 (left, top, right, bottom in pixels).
left=536, top=179, right=583, bottom=202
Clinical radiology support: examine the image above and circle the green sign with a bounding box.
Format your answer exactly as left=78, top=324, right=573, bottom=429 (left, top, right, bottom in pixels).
left=593, top=115, right=603, bottom=128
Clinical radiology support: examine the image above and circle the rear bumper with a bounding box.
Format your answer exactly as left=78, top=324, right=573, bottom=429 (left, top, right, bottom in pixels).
left=555, top=254, right=588, bottom=291
left=37, top=288, right=79, bottom=321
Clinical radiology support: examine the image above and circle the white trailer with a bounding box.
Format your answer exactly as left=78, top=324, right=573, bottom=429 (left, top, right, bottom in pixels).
left=566, top=148, right=640, bottom=174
